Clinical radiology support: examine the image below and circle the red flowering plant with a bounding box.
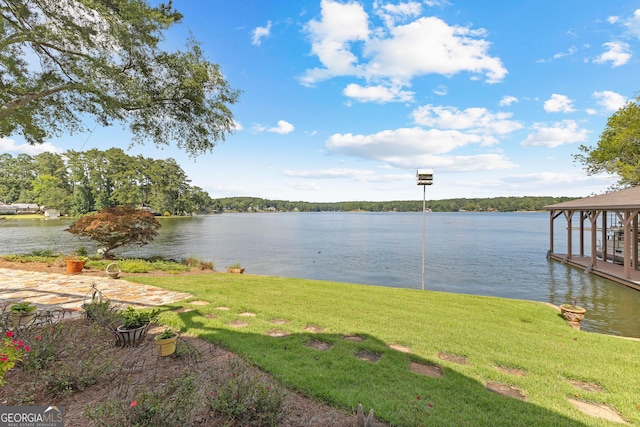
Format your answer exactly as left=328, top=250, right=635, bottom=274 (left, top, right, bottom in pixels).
left=0, top=331, right=31, bottom=386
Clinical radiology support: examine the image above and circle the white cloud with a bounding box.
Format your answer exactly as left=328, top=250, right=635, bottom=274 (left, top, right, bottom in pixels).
left=388, top=153, right=516, bottom=171
left=374, top=1, right=422, bottom=27
left=433, top=85, right=447, bottom=96
left=283, top=167, right=375, bottom=180
left=364, top=17, right=507, bottom=82
left=0, top=138, right=62, bottom=155
left=423, top=0, right=451, bottom=8
left=623, top=9, right=640, bottom=39
left=593, top=41, right=631, bottom=67
left=343, top=83, right=414, bottom=103
left=593, top=90, right=627, bottom=112
left=543, top=94, right=576, bottom=113
left=252, top=21, right=272, bottom=46
left=499, top=96, right=518, bottom=106
left=268, top=120, right=295, bottom=134
left=520, top=120, right=590, bottom=148
left=301, top=0, right=507, bottom=102
left=324, top=127, right=515, bottom=171
left=327, top=127, right=478, bottom=157
left=301, top=0, right=370, bottom=84
left=282, top=168, right=415, bottom=190
left=411, top=105, right=523, bottom=135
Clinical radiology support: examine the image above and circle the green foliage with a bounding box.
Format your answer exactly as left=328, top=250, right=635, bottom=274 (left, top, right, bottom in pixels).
left=0, top=150, right=213, bottom=215
left=0, top=331, right=30, bottom=386
left=26, top=249, right=58, bottom=258
left=87, top=258, right=190, bottom=274
left=155, top=329, right=177, bottom=340
left=181, top=256, right=214, bottom=270
left=120, top=306, right=159, bottom=330
left=9, top=301, right=36, bottom=313
left=575, top=94, right=640, bottom=187
left=0, top=0, right=239, bottom=157
left=5, top=322, right=114, bottom=399
left=0, top=254, right=191, bottom=274
left=207, top=357, right=286, bottom=426
left=0, top=253, right=59, bottom=264
left=86, top=374, right=200, bottom=427
left=66, top=206, right=161, bottom=259
left=81, top=301, right=122, bottom=329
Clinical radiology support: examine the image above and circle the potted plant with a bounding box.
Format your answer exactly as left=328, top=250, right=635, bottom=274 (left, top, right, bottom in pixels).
left=65, top=254, right=88, bottom=274
left=227, top=263, right=245, bottom=274
left=10, top=301, right=37, bottom=326
left=115, top=306, right=159, bottom=346
left=154, top=328, right=178, bottom=356
left=559, top=298, right=587, bottom=323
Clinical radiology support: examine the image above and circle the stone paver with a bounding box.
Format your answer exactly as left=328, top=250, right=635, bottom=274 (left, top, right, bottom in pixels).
left=0, top=268, right=191, bottom=318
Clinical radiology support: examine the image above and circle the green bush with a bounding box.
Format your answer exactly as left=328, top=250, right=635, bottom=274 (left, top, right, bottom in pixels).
left=86, top=374, right=200, bottom=427
left=181, top=256, right=214, bottom=270
left=207, top=357, right=286, bottom=426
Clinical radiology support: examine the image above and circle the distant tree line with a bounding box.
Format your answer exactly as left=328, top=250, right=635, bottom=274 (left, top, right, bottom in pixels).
left=0, top=150, right=213, bottom=216
left=0, top=151, right=577, bottom=216
left=214, top=196, right=577, bottom=213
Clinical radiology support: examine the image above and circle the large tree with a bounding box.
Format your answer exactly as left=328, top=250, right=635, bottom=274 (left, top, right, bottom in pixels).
left=66, top=205, right=161, bottom=259
left=0, top=0, right=239, bottom=156
left=575, top=94, right=640, bottom=187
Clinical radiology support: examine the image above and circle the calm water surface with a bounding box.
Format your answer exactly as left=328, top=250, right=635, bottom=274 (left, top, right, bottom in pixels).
left=1, top=212, right=639, bottom=338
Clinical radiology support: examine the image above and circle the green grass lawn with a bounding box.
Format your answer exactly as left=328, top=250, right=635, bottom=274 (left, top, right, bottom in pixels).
left=128, top=273, right=639, bottom=426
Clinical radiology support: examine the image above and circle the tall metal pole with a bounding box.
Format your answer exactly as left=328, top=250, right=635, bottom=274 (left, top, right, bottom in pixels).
left=416, top=169, right=432, bottom=291
left=422, top=184, right=426, bottom=291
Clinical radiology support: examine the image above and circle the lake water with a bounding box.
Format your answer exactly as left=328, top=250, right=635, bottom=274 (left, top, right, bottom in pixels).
left=2, top=212, right=640, bottom=338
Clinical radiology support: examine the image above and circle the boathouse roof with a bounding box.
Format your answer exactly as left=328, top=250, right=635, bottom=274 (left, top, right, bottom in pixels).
left=544, top=186, right=640, bottom=210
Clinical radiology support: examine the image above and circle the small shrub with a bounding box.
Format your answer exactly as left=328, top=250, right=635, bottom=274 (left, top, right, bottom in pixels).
left=207, top=357, right=286, bottom=426
left=172, top=340, right=202, bottom=361
left=182, top=256, right=214, bottom=270
left=86, top=374, right=200, bottom=427
left=7, top=322, right=114, bottom=399
left=28, top=249, right=58, bottom=257
left=0, top=331, right=30, bottom=386
left=1, top=252, right=60, bottom=264
left=20, top=325, right=67, bottom=371
left=43, top=357, right=108, bottom=398
left=82, top=301, right=123, bottom=330
left=75, top=247, right=89, bottom=257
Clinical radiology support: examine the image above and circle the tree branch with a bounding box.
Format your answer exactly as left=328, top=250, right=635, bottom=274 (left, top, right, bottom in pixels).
left=0, top=83, right=76, bottom=119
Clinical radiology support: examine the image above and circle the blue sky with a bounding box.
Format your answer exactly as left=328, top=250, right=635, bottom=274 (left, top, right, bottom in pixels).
left=2, top=0, right=640, bottom=202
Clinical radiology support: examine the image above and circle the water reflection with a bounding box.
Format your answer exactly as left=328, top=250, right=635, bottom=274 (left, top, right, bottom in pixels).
left=546, top=260, right=640, bottom=336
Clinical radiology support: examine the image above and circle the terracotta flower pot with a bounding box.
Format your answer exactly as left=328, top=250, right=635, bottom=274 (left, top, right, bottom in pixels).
left=66, top=259, right=86, bottom=274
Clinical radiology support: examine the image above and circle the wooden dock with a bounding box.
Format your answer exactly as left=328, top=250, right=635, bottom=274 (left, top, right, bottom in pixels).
left=547, top=252, right=640, bottom=291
